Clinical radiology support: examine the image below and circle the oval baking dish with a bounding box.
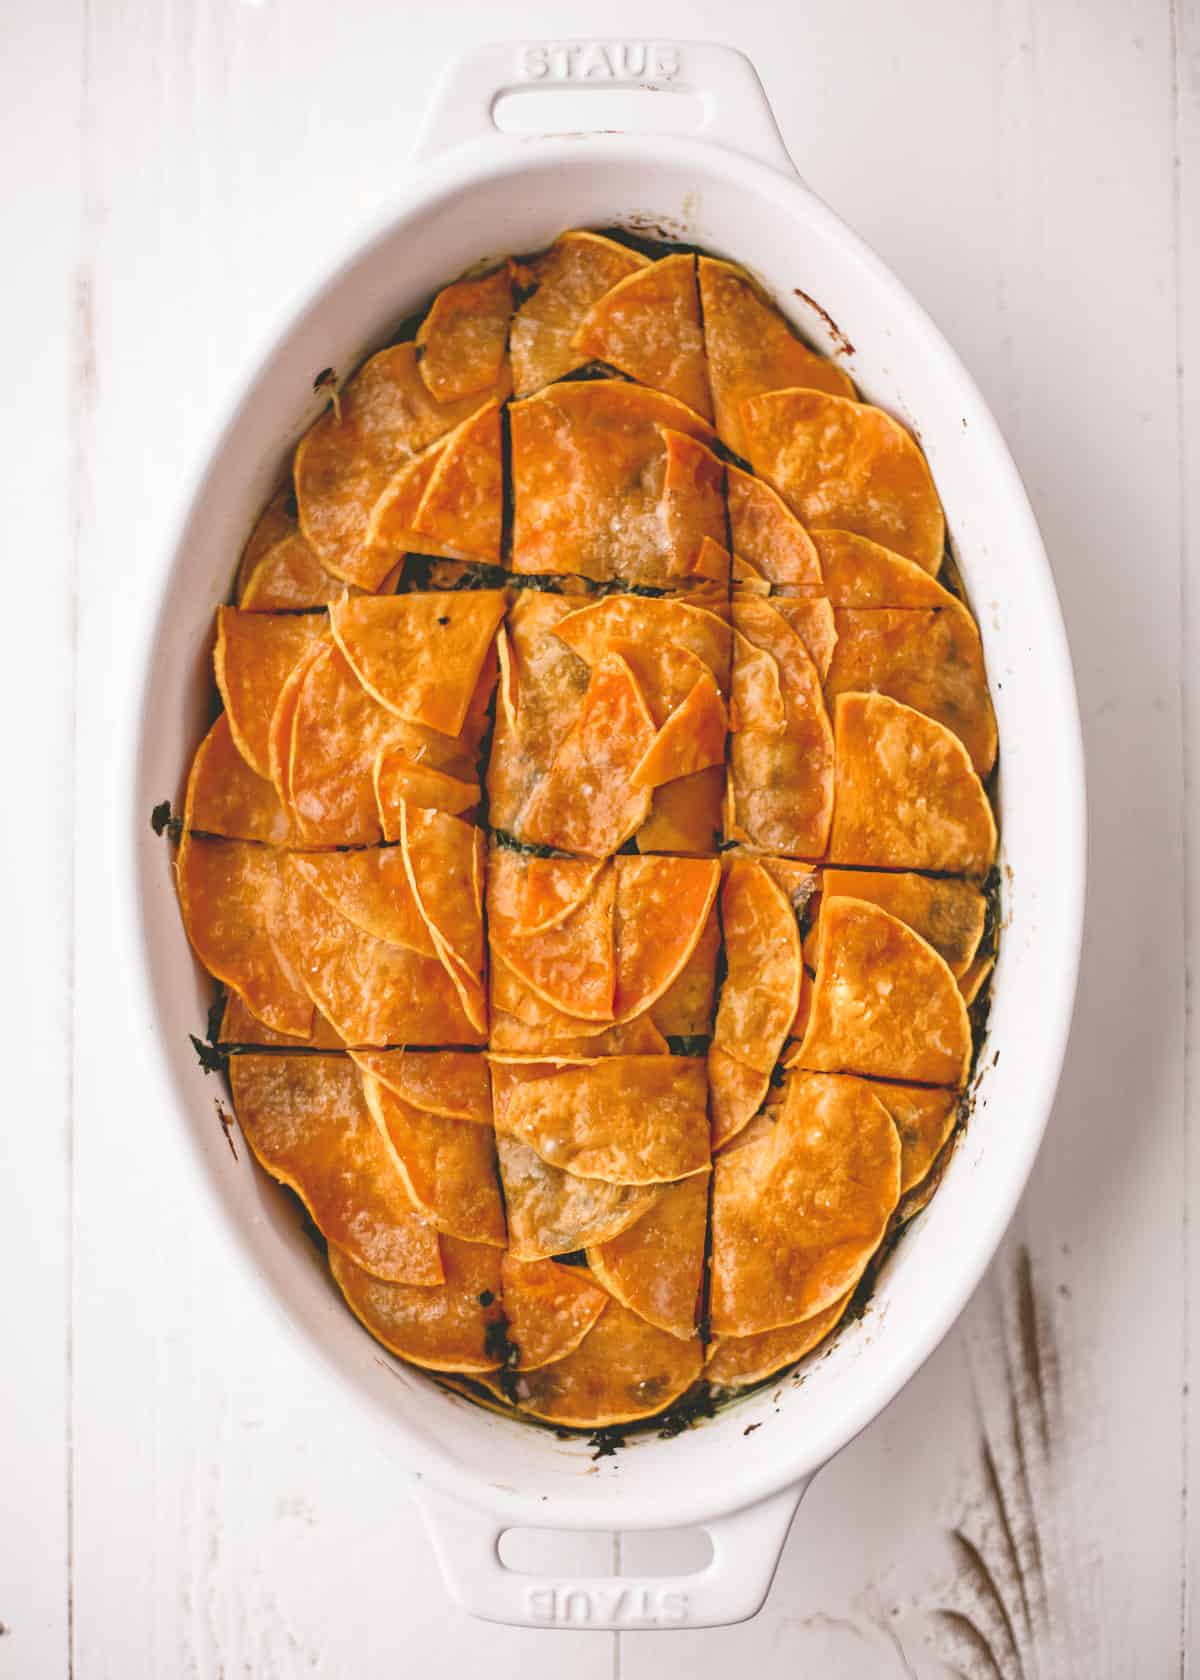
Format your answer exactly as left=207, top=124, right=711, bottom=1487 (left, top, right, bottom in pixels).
left=131, top=40, right=1085, bottom=1629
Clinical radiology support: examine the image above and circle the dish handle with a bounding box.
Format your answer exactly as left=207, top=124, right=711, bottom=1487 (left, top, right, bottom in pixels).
left=412, top=1476, right=809, bottom=1629
left=413, top=39, right=797, bottom=175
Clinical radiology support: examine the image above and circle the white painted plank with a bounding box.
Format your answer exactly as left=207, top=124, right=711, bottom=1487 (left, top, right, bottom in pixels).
left=0, top=4, right=82, bottom=1675
left=1177, top=0, right=1200, bottom=1669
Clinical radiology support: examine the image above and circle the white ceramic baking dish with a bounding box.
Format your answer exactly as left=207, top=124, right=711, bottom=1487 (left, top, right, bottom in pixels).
left=130, top=39, right=1086, bottom=1630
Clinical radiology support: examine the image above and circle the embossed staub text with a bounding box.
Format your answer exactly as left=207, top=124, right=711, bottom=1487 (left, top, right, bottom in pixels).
left=517, top=42, right=683, bottom=84
left=525, top=1584, right=690, bottom=1626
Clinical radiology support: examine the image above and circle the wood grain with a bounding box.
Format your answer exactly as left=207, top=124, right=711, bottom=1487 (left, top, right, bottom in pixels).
left=1, top=0, right=1196, bottom=1674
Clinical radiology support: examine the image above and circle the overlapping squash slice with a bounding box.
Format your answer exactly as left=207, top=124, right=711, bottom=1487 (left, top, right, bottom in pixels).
left=825, top=603, right=996, bottom=773
left=510, top=380, right=721, bottom=585
left=330, top=1236, right=503, bottom=1371
left=726, top=597, right=835, bottom=857
left=213, top=608, right=327, bottom=779
left=374, top=751, right=479, bottom=832
left=500, top=1254, right=609, bottom=1370
left=416, top=266, right=513, bottom=404
left=219, top=990, right=344, bottom=1050
left=493, top=1292, right=703, bottom=1426
left=236, top=488, right=349, bottom=610
left=510, top=230, right=649, bottom=396
left=294, top=344, right=509, bottom=583
left=741, top=390, right=945, bottom=573
left=496, top=1134, right=662, bottom=1259
left=572, top=253, right=712, bottom=419
left=709, top=857, right=804, bottom=1147
left=229, top=1054, right=443, bottom=1284
left=366, top=401, right=504, bottom=574
left=813, top=528, right=956, bottom=608
left=868, top=1079, right=960, bottom=1196
left=490, top=1056, right=710, bottom=1185
left=810, top=870, right=986, bottom=979
left=329, top=591, right=505, bottom=737
left=587, top=1170, right=709, bottom=1339
left=517, top=652, right=656, bottom=856
left=706, top=1293, right=851, bottom=1389
left=698, top=257, right=854, bottom=457
left=358, top=1067, right=504, bottom=1245
left=486, top=852, right=719, bottom=1050
left=277, top=850, right=485, bottom=1046
left=709, top=1071, right=900, bottom=1336
left=284, top=636, right=492, bottom=847
left=184, top=714, right=292, bottom=845
left=794, top=897, right=971, bottom=1086
left=829, top=693, right=997, bottom=877
left=176, top=834, right=311, bottom=1037
left=726, top=463, right=824, bottom=593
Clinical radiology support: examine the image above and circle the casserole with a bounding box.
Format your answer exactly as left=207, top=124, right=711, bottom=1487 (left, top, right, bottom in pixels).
left=132, top=39, right=1085, bottom=1628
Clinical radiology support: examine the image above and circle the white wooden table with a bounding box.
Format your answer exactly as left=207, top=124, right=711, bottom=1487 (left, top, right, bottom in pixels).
left=4, top=0, right=1197, bottom=1672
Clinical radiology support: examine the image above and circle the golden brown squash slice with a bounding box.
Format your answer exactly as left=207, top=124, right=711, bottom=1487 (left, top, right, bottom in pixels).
left=229, top=1054, right=443, bottom=1284
left=770, top=596, right=838, bottom=682
left=510, top=230, right=649, bottom=396
left=236, top=488, right=347, bottom=611
left=698, top=257, right=854, bottom=456
left=484, top=592, right=589, bottom=839
left=552, top=593, right=732, bottom=695
left=398, top=803, right=486, bottom=1035
left=374, top=751, right=479, bottom=834
left=406, top=398, right=503, bottom=564
left=184, top=714, right=293, bottom=845
left=286, top=640, right=488, bottom=846
left=612, top=856, right=721, bottom=1024
left=587, top=1170, right=709, bottom=1339
left=503, top=1293, right=703, bottom=1426
left=328, top=590, right=505, bottom=737
left=812, top=528, right=956, bottom=607
left=868, top=1078, right=960, bottom=1195
left=415, top=265, right=512, bottom=404
left=727, top=598, right=835, bottom=857
left=176, top=833, right=312, bottom=1038
left=816, top=869, right=986, bottom=978
left=278, top=854, right=485, bottom=1046
left=490, top=1057, right=710, bottom=1185
left=958, top=954, right=994, bottom=1007
left=360, top=435, right=447, bottom=583
left=294, top=344, right=509, bottom=581
left=359, top=1071, right=505, bottom=1246
left=741, top=390, right=944, bottom=573
left=212, top=607, right=326, bottom=779
left=705, top=1293, right=851, bottom=1389
left=486, top=851, right=616, bottom=1024
left=218, top=990, right=344, bottom=1049
left=829, top=692, right=997, bottom=877
left=572, top=252, right=712, bottom=419
left=825, top=604, right=997, bottom=774
left=509, top=380, right=717, bottom=584
left=635, top=765, right=727, bottom=857
left=726, top=463, right=823, bottom=593
left=330, top=1236, right=503, bottom=1371
left=795, top=897, right=971, bottom=1086
left=630, top=671, right=727, bottom=790
left=500, top=1254, right=610, bottom=1370
left=709, top=857, right=803, bottom=1148
left=709, top=1070, right=900, bottom=1336
left=517, top=652, right=656, bottom=857
left=350, top=1048, right=491, bottom=1122
left=497, top=1134, right=661, bottom=1259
